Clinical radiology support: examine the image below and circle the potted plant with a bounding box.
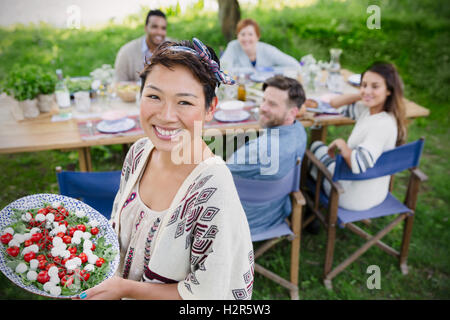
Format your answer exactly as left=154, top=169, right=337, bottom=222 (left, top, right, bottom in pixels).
left=37, top=70, right=57, bottom=113
left=3, top=65, right=41, bottom=119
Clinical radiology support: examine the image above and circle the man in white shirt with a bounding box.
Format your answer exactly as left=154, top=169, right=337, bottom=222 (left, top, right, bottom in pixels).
left=114, top=9, right=168, bottom=82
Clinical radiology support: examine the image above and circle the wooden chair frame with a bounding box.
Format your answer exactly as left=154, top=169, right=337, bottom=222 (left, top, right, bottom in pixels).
left=249, top=158, right=306, bottom=300
left=300, top=149, right=428, bottom=289
left=254, top=189, right=305, bottom=300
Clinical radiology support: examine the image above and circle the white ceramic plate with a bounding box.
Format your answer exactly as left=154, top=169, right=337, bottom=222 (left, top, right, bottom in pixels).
left=96, top=118, right=135, bottom=133
left=214, top=110, right=251, bottom=122
left=249, top=72, right=275, bottom=83
left=348, top=74, right=361, bottom=86
left=0, top=193, right=119, bottom=298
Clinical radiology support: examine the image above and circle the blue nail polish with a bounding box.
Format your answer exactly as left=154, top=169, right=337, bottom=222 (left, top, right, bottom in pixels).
left=79, top=292, right=87, bottom=299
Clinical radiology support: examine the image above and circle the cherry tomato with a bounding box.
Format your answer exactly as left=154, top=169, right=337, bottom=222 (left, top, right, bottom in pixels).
left=68, top=246, right=77, bottom=254
left=68, top=227, right=77, bottom=237
left=38, top=260, right=47, bottom=270
left=91, top=243, right=96, bottom=251
left=58, top=268, right=66, bottom=279
left=60, top=208, right=69, bottom=217
left=36, top=254, right=47, bottom=261
left=24, top=251, right=36, bottom=262
left=56, top=232, right=65, bottom=238
left=62, top=235, right=72, bottom=244
left=76, top=224, right=86, bottom=232
left=45, top=263, right=57, bottom=271
left=54, top=214, right=64, bottom=222
left=80, top=270, right=90, bottom=281
left=24, top=239, right=33, bottom=247
left=31, top=233, right=43, bottom=243
left=61, top=275, right=74, bottom=287
left=37, top=270, right=50, bottom=284
left=6, top=246, right=20, bottom=257
left=78, top=253, right=88, bottom=263
left=59, top=220, right=68, bottom=227
left=53, top=256, right=62, bottom=265
left=1, top=233, right=13, bottom=245
left=95, top=257, right=105, bottom=267
left=37, top=208, right=48, bottom=215
left=90, top=227, right=99, bottom=235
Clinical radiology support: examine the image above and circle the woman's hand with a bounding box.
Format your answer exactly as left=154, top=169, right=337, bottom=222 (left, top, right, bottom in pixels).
left=328, top=138, right=353, bottom=168
left=75, top=275, right=125, bottom=300
left=328, top=138, right=346, bottom=158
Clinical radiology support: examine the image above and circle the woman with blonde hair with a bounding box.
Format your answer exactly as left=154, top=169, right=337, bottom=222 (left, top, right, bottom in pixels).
left=310, top=62, right=407, bottom=211
left=220, top=18, right=301, bottom=72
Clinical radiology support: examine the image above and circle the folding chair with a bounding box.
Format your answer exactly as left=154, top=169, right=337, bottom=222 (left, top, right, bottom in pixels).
left=300, top=138, right=427, bottom=289
left=233, top=158, right=305, bottom=299
left=56, top=167, right=121, bottom=219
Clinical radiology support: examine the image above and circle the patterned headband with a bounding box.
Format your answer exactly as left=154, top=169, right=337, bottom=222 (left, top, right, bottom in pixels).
left=168, top=38, right=235, bottom=85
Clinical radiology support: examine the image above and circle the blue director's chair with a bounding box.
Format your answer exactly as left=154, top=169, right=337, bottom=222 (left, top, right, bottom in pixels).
left=233, top=157, right=305, bottom=300
left=56, top=167, right=121, bottom=219
left=300, top=138, right=427, bottom=289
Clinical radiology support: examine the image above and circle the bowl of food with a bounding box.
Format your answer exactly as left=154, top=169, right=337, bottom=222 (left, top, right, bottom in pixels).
left=304, top=98, right=319, bottom=109
left=116, top=82, right=140, bottom=103
left=219, top=100, right=245, bottom=118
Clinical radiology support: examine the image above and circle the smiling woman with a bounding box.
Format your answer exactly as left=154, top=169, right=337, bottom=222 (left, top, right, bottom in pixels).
left=77, top=39, right=255, bottom=300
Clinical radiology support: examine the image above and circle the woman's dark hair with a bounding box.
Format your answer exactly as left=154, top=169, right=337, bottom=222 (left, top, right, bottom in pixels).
left=145, top=9, right=166, bottom=26
left=139, top=40, right=220, bottom=109
left=361, top=62, right=407, bottom=146
left=262, top=75, right=306, bottom=109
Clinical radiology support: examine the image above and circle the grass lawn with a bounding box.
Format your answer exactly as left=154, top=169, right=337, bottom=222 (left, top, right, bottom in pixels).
left=0, top=0, right=449, bottom=299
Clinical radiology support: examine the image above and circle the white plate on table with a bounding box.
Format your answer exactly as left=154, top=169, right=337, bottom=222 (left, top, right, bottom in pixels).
left=348, top=74, right=361, bottom=86
left=0, top=193, right=119, bottom=298
left=214, top=110, right=251, bottom=122
left=249, top=72, right=275, bottom=83
left=96, top=118, right=135, bottom=133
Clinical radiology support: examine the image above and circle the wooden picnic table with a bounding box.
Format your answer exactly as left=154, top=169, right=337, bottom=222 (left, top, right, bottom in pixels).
left=0, top=69, right=430, bottom=171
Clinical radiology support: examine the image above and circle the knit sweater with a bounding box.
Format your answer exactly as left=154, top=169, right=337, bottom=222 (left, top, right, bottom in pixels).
left=110, top=138, right=254, bottom=300
left=337, top=102, right=398, bottom=210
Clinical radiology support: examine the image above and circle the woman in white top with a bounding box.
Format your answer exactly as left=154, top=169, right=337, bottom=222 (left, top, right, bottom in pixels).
left=310, top=62, right=407, bottom=211
left=78, top=39, right=254, bottom=300
left=220, top=18, right=301, bottom=73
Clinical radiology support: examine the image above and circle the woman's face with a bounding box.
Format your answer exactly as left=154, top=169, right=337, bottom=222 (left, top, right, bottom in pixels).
left=140, top=64, right=215, bottom=153
left=360, top=71, right=391, bottom=112
left=237, top=25, right=259, bottom=54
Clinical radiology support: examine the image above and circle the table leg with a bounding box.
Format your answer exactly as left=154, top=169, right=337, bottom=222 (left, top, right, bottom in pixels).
left=78, top=147, right=92, bottom=172
left=310, top=125, right=327, bottom=143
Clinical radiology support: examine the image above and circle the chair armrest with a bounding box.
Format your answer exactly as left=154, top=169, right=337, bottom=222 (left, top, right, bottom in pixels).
left=304, top=149, right=345, bottom=194
left=410, top=168, right=428, bottom=182
left=291, top=190, right=306, bottom=206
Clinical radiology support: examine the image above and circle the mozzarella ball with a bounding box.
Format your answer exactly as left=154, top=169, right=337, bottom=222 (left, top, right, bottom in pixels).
left=84, top=264, right=95, bottom=272
left=43, top=281, right=54, bottom=292
left=49, top=285, right=61, bottom=296
left=21, top=212, right=32, bottom=222
left=27, top=270, right=38, bottom=281
left=3, top=227, right=14, bottom=235
left=46, top=213, right=55, bottom=222
left=29, top=259, right=39, bottom=270
left=35, top=213, right=46, bottom=222
left=15, top=263, right=28, bottom=274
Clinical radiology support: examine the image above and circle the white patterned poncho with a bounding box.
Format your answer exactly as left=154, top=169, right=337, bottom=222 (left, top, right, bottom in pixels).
left=110, top=137, right=254, bottom=300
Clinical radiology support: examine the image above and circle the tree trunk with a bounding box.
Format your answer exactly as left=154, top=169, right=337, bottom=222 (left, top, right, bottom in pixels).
left=218, top=0, right=241, bottom=42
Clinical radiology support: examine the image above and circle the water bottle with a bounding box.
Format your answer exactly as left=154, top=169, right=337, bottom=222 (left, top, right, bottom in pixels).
left=55, top=69, right=71, bottom=108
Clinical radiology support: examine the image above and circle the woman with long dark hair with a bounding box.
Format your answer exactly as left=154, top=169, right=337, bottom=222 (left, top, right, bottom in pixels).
left=310, top=62, right=407, bottom=211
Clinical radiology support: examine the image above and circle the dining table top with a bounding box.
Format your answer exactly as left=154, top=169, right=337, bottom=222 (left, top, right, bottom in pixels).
left=0, top=69, right=430, bottom=155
